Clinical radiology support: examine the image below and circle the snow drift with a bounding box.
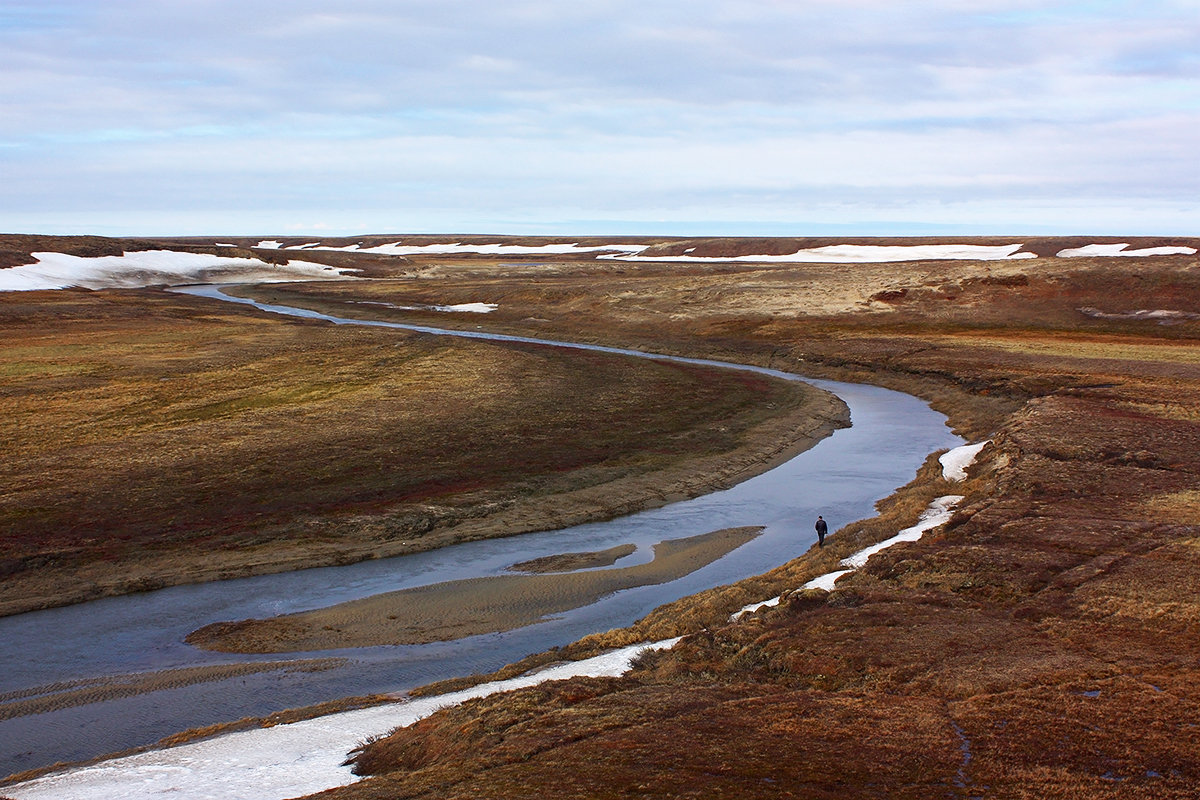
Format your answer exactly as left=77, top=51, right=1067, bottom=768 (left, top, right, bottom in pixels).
left=0, top=251, right=354, bottom=292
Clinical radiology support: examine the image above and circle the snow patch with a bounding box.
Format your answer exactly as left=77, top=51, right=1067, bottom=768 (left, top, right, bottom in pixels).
left=287, top=241, right=651, bottom=257
left=254, top=240, right=283, bottom=249
left=734, top=494, right=968, bottom=619
left=802, top=569, right=854, bottom=591
left=435, top=302, right=498, bottom=313
left=840, top=495, right=963, bottom=569
left=1057, top=243, right=1197, bottom=258
left=939, top=441, right=989, bottom=481
left=730, top=595, right=781, bottom=620
left=0, top=251, right=354, bottom=292
left=4, top=639, right=680, bottom=800
left=349, top=300, right=497, bottom=314
left=1079, top=307, right=1200, bottom=324
left=601, top=243, right=1036, bottom=264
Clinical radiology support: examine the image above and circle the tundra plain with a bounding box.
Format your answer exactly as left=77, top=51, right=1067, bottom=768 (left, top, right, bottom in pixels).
left=2, top=234, right=1199, bottom=798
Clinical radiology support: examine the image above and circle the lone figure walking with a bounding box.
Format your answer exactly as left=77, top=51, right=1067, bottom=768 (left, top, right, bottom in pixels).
left=815, top=515, right=828, bottom=547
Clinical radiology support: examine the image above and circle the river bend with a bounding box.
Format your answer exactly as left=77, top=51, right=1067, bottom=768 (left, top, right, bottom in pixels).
left=0, top=286, right=961, bottom=778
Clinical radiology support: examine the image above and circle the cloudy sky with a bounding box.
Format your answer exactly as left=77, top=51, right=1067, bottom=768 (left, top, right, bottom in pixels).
left=1, top=1, right=1197, bottom=236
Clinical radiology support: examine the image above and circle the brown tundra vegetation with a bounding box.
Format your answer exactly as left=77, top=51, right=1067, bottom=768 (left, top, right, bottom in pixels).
left=3, top=234, right=1199, bottom=798
left=0, top=269, right=834, bottom=616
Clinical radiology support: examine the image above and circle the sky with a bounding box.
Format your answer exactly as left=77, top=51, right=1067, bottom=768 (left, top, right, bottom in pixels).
left=0, top=0, right=1197, bottom=237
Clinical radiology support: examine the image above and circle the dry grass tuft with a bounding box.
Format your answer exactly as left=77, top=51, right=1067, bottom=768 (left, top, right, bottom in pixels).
left=1144, top=491, right=1200, bottom=524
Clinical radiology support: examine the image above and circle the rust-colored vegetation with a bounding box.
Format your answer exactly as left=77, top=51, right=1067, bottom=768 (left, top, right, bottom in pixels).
left=4, top=235, right=1199, bottom=797
left=0, top=283, right=821, bottom=615
left=303, top=243, right=1200, bottom=799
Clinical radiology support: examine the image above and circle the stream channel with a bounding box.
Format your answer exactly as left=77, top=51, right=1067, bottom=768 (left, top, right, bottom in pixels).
left=0, top=285, right=962, bottom=779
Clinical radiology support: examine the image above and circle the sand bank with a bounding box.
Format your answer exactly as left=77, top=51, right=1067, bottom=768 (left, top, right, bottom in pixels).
left=187, top=526, right=763, bottom=653
left=508, top=544, right=638, bottom=573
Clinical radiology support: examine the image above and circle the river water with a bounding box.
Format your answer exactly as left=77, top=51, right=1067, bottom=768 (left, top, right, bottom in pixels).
left=0, top=287, right=961, bottom=778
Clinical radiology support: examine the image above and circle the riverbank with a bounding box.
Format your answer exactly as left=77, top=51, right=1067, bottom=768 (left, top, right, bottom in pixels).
left=0, top=439, right=984, bottom=798
left=293, top=249, right=1200, bottom=799
left=0, top=285, right=845, bottom=617
left=5, top=238, right=1198, bottom=797
left=0, top=371, right=953, bottom=790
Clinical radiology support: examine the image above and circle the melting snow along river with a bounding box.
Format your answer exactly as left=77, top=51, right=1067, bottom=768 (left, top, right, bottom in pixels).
left=0, top=286, right=961, bottom=778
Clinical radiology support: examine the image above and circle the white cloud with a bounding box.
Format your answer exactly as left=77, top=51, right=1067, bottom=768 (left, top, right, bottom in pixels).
left=0, top=1, right=1197, bottom=234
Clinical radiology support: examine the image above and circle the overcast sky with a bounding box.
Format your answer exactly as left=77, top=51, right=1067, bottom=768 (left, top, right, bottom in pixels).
left=1, top=1, right=1197, bottom=236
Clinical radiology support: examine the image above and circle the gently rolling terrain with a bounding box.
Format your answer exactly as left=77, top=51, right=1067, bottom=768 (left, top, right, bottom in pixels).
left=215, top=237, right=1200, bottom=799
left=0, top=273, right=843, bottom=616
left=2, top=234, right=1199, bottom=797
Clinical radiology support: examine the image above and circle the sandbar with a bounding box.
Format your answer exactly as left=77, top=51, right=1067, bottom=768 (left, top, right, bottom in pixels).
left=507, top=544, right=637, bottom=573
left=187, top=526, right=763, bottom=653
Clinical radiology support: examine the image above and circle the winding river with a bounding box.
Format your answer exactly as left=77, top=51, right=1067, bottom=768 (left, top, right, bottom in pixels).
left=0, top=286, right=961, bottom=778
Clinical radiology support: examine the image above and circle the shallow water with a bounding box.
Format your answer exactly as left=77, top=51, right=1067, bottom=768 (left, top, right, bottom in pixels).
left=0, top=287, right=961, bottom=778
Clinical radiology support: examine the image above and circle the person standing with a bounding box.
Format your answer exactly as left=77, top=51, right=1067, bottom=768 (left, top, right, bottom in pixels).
left=815, top=515, right=828, bottom=547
